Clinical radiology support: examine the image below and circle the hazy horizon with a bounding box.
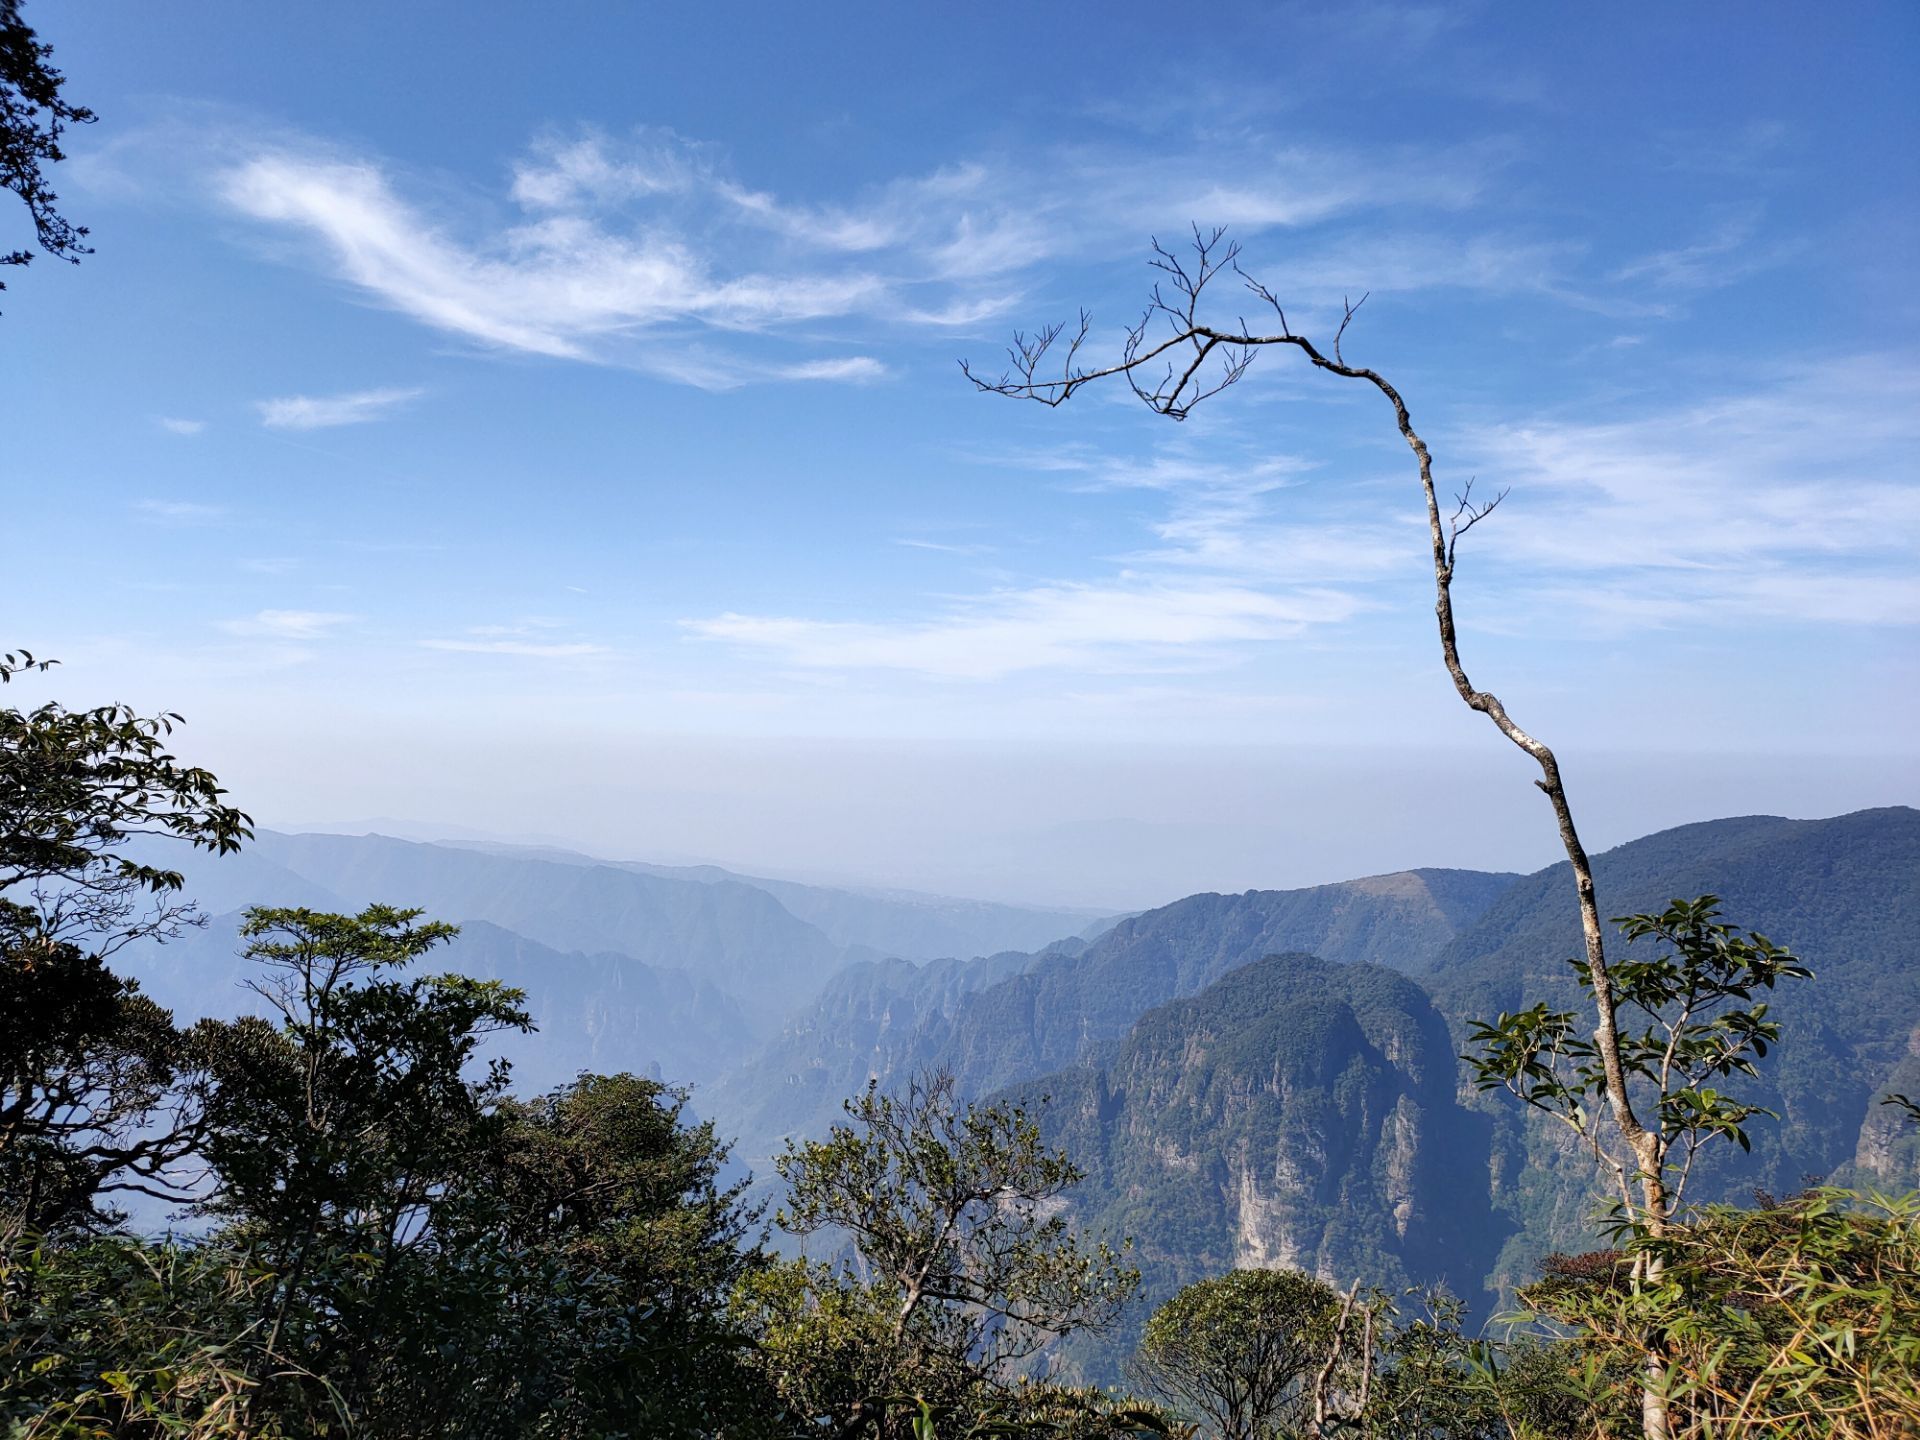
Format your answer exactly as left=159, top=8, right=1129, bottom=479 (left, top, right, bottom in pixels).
left=251, top=740, right=1913, bottom=911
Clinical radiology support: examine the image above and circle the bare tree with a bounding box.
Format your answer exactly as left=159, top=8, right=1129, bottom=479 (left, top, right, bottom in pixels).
left=961, top=227, right=1678, bottom=1439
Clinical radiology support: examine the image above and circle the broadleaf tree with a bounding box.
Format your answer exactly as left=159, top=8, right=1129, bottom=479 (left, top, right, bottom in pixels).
left=0, top=0, right=95, bottom=307
left=755, top=1070, right=1139, bottom=1438
left=1, top=651, right=250, bottom=1229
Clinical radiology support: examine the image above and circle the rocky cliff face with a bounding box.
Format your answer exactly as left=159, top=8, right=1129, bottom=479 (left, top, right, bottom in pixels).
left=1003, top=954, right=1506, bottom=1377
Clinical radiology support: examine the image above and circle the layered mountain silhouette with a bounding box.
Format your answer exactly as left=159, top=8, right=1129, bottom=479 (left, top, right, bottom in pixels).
left=114, top=808, right=1919, bottom=1340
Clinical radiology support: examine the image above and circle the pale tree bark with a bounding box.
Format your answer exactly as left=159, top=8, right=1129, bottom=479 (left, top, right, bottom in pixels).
left=966, top=230, right=1673, bottom=1440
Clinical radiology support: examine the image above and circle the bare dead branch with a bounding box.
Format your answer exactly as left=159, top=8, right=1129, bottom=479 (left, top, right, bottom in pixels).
left=1445, top=477, right=1511, bottom=571
left=962, top=226, right=1664, bottom=1288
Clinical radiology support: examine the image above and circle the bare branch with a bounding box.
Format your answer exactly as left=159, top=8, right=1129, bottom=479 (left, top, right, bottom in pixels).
left=1445, top=477, right=1510, bottom=571
left=1333, top=291, right=1369, bottom=367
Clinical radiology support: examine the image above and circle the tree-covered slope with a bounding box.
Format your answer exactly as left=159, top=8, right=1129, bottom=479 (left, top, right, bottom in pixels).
left=1004, top=954, right=1505, bottom=1380
left=924, top=867, right=1516, bottom=1096
left=704, top=945, right=1052, bottom=1174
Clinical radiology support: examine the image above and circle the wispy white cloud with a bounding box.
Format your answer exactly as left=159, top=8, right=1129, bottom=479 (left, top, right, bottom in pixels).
left=685, top=580, right=1360, bottom=680
left=1461, top=356, right=1920, bottom=625
left=772, top=356, right=888, bottom=383
left=710, top=352, right=1920, bottom=684
left=221, top=151, right=886, bottom=365
left=156, top=416, right=206, bottom=436
left=421, top=638, right=608, bottom=658
left=894, top=537, right=997, bottom=556
left=1611, top=210, right=1795, bottom=292
left=1010, top=447, right=1410, bottom=585
left=219, top=609, right=356, bottom=639
left=134, top=499, right=225, bottom=525
left=212, top=124, right=1513, bottom=380
left=257, top=386, right=423, bottom=430
left=419, top=621, right=607, bottom=659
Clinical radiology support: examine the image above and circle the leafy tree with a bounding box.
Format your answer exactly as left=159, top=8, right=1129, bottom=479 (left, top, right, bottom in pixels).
left=1127, top=1269, right=1339, bottom=1440
left=1523, top=1189, right=1920, bottom=1439
left=1, top=650, right=250, bottom=1229
left=1464, top=900, right=1806, bottom=1439
left=751, top=1071, right=1139, bottom=1437
left=189, top=904, right=529, bottom=1431
left=423, top=1072, right=775, bottom=1438
left=0, top=0, right=94, bottom=307
left=1467, top=898, right=1809, bottom=1224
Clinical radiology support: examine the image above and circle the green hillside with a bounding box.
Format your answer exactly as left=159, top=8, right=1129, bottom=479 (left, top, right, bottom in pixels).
left=923, top=867, right=1517, bottom=1097
left=1001, top=954, right=1506, bottom=1380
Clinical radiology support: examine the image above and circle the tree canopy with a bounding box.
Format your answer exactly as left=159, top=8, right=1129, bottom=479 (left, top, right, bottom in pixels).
left=0, top=0, right=94, bottom=307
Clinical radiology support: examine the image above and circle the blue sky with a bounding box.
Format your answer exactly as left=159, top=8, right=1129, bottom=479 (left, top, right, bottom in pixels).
left=6, top=2, right=1917, bottom=905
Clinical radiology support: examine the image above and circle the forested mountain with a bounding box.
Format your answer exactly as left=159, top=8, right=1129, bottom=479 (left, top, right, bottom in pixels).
left=118, top=808, right=1920, bottom=1319
left=922, top=867, right=1516, bottom=1095
left=718, top=867, right=1516, bottom=1165
left=1000, top=954, right=1506, bottom=1377
left=683, top=806, right=1920, bottom=1374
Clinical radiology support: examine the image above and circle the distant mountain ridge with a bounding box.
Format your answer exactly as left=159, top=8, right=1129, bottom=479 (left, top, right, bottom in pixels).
left=439, top=837, right=1117, bottom=960
left=912, top=866, right=1515, bottom=1094
left=696, top=804, right=1916, bottom=1376
left=115, top=828, right=1110, bottom=1092
left=712, top=867, right=1517, bottom=1170
left=111, top=807, right=1920, bottom=1332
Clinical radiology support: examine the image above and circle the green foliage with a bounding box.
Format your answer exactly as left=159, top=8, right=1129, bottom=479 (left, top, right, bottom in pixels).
left=735, top=1257, right=902, bottom=1429
left=183, top=904, right=525, bottom=1431
left=440, top=1072, right=772, bottom=1437
left=193, top=904, right=525, bottom=1244
left=0, top=1227, right=306, bottom=1439
left=0, top=1, right=96, bottom=306
left=1467, top=897, right=1808, bottom=1212
left=1350, top=1289, right=1634, bottom=1440
left=2, top=660, right=250, bottom=1231
left=891, top=1386, right=1185, bottom=1439
left=749, top=1071, right=1139, bottom=1436
left=1129, top=1268, right=1340, bottom=1440
left=1521, top=1189, right=1920, bottom=1439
